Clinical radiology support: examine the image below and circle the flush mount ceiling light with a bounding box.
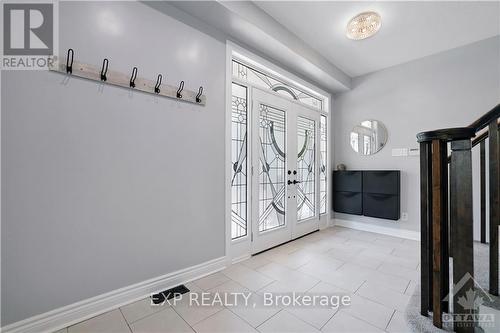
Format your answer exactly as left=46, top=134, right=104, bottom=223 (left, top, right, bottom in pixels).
left=346, top=11, right=381, bottom=40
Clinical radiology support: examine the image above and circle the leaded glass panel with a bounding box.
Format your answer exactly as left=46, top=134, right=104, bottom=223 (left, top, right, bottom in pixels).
left=232, top=60, right=323, bottom=111
left=297, top=116, right=316, bottom=221
left=258, top=104, right=286, bottom=232
left=320, top=115, right=327, bottom=215
left=231, top=83, right=248, bottom=239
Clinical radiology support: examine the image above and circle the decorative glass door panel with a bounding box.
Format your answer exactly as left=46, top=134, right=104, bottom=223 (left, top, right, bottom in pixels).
left=296, top=116, right=316, bottom=222
left=231, top=83, right=248, bottom=240
left=258, top=104, right=286, bottom=232
left=319, top=115, right=327, bottom=215
left=289, top=107, right=320, bottom=240
left=251, top=88, right=319, bottom=253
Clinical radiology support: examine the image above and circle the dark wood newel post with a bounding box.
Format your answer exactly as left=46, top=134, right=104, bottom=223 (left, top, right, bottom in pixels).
left=431, top=139, right=449, bottom=328
left=420, top=141, right=433, bottom=316
left=480, top=141, right=486, bottom=244
left=489, top=120, right=499, bottom=296
left=450, top=139, right=474, bottom=333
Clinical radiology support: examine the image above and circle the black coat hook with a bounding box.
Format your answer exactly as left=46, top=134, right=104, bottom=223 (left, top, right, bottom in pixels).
left=196, top=86, right=203, bottom=103
left=176, top=81, right=184, bottom=98
left=154, top=74, right=162, bottom=94
left=100, top=58, right=109, bottom=81
left=129, top=67, right=138, bottom=88
left=66, top=48, right=74, bottom=74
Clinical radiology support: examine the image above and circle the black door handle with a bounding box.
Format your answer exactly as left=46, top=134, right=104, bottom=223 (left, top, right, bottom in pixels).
left=287, top=180, right=293, bottom=185
left=293, top=180, right=302, bottom=184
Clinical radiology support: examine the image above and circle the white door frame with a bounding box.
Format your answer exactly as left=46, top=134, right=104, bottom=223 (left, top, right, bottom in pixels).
left=225, top=41, right=332, bottom=264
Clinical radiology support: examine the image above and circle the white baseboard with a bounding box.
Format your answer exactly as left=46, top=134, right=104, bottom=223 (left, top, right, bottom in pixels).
left=333, top=218, right=420, bottom=241
left=2, top=256, right=227, bottom=333
left=231, top=254, right=251, bottom=265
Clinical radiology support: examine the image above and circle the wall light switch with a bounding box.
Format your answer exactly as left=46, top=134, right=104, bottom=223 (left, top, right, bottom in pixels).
left=401, top=212, right=408, bottom=221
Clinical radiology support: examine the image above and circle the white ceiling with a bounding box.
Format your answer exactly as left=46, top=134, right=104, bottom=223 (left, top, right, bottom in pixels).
left=164, top=0, right=352, bottom=91
left=255, top=1, right=500, bottom=77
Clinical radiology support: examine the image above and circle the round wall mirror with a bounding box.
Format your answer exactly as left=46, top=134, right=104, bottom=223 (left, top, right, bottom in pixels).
left=350, top=120, right=388, bottom=155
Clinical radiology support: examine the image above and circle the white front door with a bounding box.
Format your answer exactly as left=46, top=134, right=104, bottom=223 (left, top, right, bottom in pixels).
left=251, top=88, right=320, bottom=254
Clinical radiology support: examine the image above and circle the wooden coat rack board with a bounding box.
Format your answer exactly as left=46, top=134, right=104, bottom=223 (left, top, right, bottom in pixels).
left=48, top=50, right=206, bottom=106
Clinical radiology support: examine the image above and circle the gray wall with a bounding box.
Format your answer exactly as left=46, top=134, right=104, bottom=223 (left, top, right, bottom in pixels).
left=332, top=36, right=500, bottom=233
left=1, top=1, right=225, bottom=325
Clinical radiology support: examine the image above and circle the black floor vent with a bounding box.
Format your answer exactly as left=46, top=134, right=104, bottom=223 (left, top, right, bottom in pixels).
left=152, top=284, right=190, bottom=304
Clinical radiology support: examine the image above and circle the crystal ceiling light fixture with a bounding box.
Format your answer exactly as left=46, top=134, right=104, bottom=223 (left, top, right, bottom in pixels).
left=346, top=11, right=381, bottom=40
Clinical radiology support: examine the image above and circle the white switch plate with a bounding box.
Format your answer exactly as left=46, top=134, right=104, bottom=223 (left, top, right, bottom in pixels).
left=409, top=148, right=420, bottom=156
left=392, top=148, right=408, bottom=157
left=401, top=212, right=408, bottom=221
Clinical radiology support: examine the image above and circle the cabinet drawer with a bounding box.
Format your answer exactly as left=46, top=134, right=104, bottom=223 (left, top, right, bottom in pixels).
left=333, top=171, right=362, bottom=192
left=333, top=191, right=362, bottom=215
left=363, top=193, right=400, bottom=220
left=363, top=171, right=400, bottom=195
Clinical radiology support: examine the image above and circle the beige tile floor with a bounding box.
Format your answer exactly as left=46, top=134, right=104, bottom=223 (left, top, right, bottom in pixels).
left=55, top=226, right=419, bottom=333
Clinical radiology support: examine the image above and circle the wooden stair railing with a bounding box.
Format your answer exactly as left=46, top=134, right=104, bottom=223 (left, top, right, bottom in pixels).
left=445, top=122, right=500, bottom=244
left=471, top=121, right=500, bottom=245
left=417, top=103, right=499, bottom=332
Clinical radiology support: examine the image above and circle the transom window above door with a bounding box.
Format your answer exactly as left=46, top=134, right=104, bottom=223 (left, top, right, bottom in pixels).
left=232, top=60, right=324, bottom=111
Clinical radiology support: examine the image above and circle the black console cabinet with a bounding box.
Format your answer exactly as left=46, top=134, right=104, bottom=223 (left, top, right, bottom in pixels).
left=333, top=170, right=400, bottom=220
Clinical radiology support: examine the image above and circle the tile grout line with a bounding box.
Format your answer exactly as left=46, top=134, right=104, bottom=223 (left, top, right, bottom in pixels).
left=255, top=309, right=284, bottom=329
left=169, top=303, right=197, bottom=332
left=118, top=308, right=133, bottom=333
left=385, top=309, right=397, bottom=331
left=341, top=308, right=392, bottom=332
left=222, top=297, right=277, bottom=330
left=319, top=307, right=340, bottom=331
left=170, top=296, right=223, bottom=331
left=403, top=280, right=412, bottom=294
left=197, top=270, right=274, bottom=329
left=304, top=279, right=322, bottom=293
left=125, top=302, right=172, bottom=326
left=282, top=306, right=328, bottom=331
left=335, top=260, right=347, bottom=271
left=254, top=278, right=277, bottom=294
left=353, top=280, right=367, bottom=294
left=194, top=274, right=231, bottom=291
left=351, top=289, right=409, bottom=315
